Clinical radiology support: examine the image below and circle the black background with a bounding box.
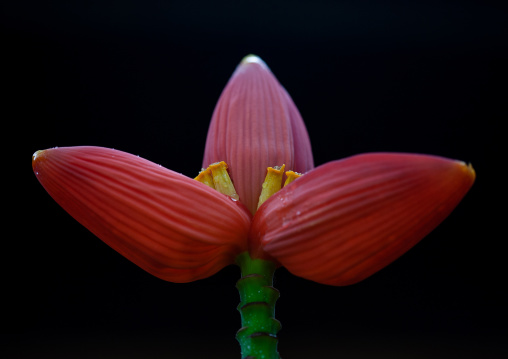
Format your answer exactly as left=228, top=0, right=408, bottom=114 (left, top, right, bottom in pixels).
left=5, top=1, right=506, bottom=358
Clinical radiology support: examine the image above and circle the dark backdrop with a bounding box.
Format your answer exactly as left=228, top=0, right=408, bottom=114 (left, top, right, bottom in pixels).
left=5, top=1, right=506, bottom=358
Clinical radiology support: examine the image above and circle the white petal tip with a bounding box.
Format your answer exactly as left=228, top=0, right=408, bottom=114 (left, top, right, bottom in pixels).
left=240, top=54, right=268, bottom=68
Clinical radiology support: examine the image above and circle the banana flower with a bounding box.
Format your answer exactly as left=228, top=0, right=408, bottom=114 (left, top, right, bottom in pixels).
left=32, top=55, right=475, bottom=359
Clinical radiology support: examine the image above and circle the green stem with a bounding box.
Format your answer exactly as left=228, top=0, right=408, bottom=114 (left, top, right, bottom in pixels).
left=235, top=252, right=281, bottom=359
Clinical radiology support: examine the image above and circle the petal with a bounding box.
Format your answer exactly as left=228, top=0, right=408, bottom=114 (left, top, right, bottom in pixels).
left=203, top=55, right=314, bottom=214
left=249, top=153, right=475, bottom=286
left=33, top=146, right=251, bottom=283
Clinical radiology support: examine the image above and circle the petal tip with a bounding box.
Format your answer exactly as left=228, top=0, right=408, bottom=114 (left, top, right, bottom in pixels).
left=240, top=54, right=269, bottom=69
left=32, top=149, right=46, bottom=172
left=32, top=150, right=42, bottom=162
left=33, top=147, right=59, bottom=173
left=465, top=161, right=476, bottom=180
left=454, top=160, right=476, bottom=184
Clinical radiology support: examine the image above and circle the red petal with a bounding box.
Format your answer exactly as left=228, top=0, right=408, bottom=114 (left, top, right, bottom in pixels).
left=203, top=55, right=314, bottom=214
left=250, top=153, right=475, bottom=286
left=33, top=146, right=251, bottom=283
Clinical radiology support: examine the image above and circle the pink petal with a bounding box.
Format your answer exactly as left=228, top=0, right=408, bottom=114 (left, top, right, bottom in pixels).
left=203, top=55, right=314, bottom=214
left=33, top=146, right=251, bottom=283
left=249, top=153, right=475, bottom=286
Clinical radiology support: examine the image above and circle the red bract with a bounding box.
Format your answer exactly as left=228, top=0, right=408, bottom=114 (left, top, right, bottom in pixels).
left=33, top=55, right=475, bottom=286
left=249, top=153, right=475, bottom=285
left=203, top=55, right=314, bottom=215
left=32, top=147, right=251, bottom=283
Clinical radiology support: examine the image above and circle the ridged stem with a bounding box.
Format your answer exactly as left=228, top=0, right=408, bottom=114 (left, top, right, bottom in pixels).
left=235, top=252, right=281, bottom=359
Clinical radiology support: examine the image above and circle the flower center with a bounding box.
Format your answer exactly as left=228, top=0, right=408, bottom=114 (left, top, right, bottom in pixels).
left=195, top=162, right=301, bottom=210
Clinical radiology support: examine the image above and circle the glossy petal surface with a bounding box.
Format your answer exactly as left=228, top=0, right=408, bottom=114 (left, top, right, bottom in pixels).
left=203, top=55, right=313, bottom=214
left=33, top=146, right=252, bottom=283
left=250, top=153, right=475, bottom=286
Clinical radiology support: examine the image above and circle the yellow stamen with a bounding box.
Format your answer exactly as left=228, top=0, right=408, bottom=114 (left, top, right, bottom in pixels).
left=283, top=170, right=302, bottom=187
left=196, top=162, right=305, bottom=210
left=194, top=168, right=215, bottom=189
left=208, top=161, right=240, bottom=201
left=257, top=164, right=286, bottom=209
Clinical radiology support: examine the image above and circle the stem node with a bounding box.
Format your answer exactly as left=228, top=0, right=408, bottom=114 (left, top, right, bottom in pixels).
left=235, top=252, right=280, bottom=359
